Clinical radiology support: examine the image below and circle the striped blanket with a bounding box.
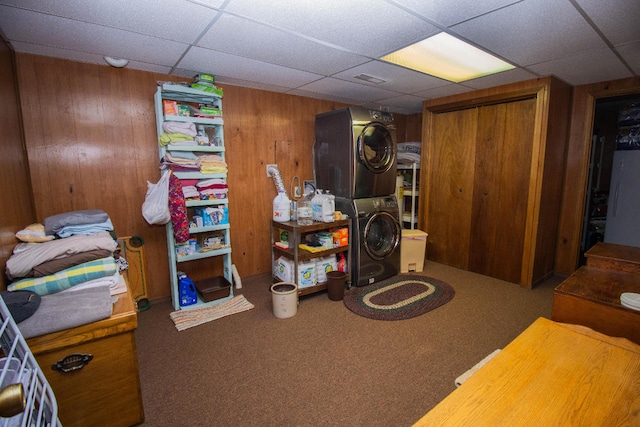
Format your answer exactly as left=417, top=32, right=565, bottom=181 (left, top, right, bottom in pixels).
left=8, top=257, right=117, bottom=296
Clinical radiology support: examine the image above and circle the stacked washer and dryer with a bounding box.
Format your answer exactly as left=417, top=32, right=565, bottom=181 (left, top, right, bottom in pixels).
left=314, top=107, right=401, bottom=287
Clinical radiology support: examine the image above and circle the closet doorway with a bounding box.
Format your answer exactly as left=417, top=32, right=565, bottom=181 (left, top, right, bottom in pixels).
left=581, top=94, right=640, bottom=264
left=557, top=76, right=640, bottom=276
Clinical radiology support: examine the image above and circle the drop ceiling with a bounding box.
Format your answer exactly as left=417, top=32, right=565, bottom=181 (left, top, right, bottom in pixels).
left=0, top=0, right=638, bottom=114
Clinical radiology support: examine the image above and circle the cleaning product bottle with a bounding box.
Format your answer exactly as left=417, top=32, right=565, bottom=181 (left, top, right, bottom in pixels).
left=323, top=190, right=336, bottom=222
left=337, top=252, right=348, bottom=273
left=273, top=190, right=291, bottom=222
left=178, top=272, right=197, bottom=306
left=297, top=192, right=313, bottom=225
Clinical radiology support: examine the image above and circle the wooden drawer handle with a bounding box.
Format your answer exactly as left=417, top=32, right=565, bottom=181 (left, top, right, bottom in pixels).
left=52, top=353, right=93, bottom=373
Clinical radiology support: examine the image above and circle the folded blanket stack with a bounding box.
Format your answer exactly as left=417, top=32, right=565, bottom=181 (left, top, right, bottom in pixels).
left=198, top=154, right=228, bottom=174
left=3, top=210, right=126, bottom=337
left=197, top=178, right=228, bottom=200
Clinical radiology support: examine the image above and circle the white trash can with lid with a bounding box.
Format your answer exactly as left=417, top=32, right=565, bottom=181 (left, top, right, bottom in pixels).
left=401, top=229, right=428, bottom=273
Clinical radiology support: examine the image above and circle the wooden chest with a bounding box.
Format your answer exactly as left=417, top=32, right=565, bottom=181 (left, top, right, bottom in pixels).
left=551, top=265, right=640, bottom=344
left=26, top=281, right=144, bottom=427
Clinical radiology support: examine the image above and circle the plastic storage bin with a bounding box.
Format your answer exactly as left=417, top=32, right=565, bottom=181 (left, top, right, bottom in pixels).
left=401, top=229, right=428, bottom=273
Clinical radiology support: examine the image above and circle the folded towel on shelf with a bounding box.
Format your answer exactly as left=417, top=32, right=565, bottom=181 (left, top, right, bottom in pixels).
left=162, top=121, right=197, bottom=137
left=158, top=132, right=195, bottom=146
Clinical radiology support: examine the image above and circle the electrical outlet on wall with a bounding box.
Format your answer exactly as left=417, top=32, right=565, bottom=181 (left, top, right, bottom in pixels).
left=266, top=164, right=277, bottom=177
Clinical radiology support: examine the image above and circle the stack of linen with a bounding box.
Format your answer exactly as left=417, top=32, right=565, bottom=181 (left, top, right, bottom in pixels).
left=197, top=153, right=227, bottom=174
left=397, top=141, right=421, bottom=165
left=3, top=210, right=125, bottom=338
left=158, top=120, right=197, bottom=146
left=197, top=178, right=228, bottom=200
left=162, top=151, right=200, bottom=172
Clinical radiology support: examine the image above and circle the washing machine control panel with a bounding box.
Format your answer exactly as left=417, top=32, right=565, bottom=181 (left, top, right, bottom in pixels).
left=368, top=109, right=394, bottom=124
left=380, top=196, right=398, bottom=208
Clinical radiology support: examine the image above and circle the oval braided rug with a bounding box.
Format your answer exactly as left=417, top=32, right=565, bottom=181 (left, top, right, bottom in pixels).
left=343, top=275, right=455, bottom=321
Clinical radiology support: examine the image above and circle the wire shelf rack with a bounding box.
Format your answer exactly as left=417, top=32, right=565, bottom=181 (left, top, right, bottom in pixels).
left=0, top=297, right=61, bottom=427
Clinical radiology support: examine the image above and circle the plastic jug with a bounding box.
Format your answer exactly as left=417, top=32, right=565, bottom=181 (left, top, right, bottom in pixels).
left=311, top=189, right=335, bottom=223
left=178, top=273, right=198, bottom=306
left=297, top=193, right=313, bottom=225
left=273, top=190, right=291, bottom=222
left=337, top=252, right=348, bottom=273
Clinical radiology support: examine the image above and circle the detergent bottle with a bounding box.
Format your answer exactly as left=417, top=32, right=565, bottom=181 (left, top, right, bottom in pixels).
left=323, top=190, right=336, bottom=222
left=337, top=252, right=348, bottom=273
left=178, top=272, right=197, bottom=306
left=273, top=190, right=291, bottom=222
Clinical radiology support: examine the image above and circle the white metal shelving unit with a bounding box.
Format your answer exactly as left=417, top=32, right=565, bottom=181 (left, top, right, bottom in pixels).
left=0, top=298, right=61, bottom=427
left=154, top=83, right=233, bottom=311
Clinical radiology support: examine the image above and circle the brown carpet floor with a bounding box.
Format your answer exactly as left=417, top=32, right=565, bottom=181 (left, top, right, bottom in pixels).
left=135, top=261, right=562, bottom=426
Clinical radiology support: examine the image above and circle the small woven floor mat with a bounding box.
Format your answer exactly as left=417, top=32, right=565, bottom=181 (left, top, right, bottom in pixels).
left=170, top=294, right=254, bottom=331
left=343, top=275, right=455, bottom=321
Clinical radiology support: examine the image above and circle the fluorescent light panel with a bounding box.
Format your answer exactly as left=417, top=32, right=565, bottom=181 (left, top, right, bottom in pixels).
left=381, top=33, right=514, bottom=83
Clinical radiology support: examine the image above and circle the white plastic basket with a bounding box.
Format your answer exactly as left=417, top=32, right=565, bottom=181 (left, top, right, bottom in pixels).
left=0, top=297, right=61, bottom=427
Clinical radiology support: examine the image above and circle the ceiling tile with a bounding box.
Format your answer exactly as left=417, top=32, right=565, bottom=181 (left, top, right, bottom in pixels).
left=198, top=14, right=369, bottom=75
left=297, top=77, right=403, bottom=101
left=179, top=46, right=324, bottom=87
left=0, top=6, right=188, bottom=65
left=331, top=60, right=450, bottom=93
left=414, top=83, right=473, bottom=100
left=9, top=41, right=175, bottom=74
left=215, top=75, right=295, bottom=94
left=368, top=94, right=424, bottom=113
left=574, top=0, right=640, bottom=46
left=9, top=41, right=103, bottom=65
left=0, top=0, right=219, bottom=43
left=287, top=87, right=364, bottom=106
left=451, top=0, right=607, bottom=66
left=390, top=0, right=521, bottom=27
left=0, top=0, right=636, bottom=115
left=527, top=47, right=633, bottom=86
left=223, top=0, right=440, bottom=57
left=617, top=41, right=640, bottom=75
left=462, top=67, right=538, bottom=90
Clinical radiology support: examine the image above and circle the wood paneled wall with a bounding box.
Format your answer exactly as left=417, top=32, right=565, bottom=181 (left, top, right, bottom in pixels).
left=0, top=40, right=35, bottom=290
left=11, top=53, right=417, bottom=301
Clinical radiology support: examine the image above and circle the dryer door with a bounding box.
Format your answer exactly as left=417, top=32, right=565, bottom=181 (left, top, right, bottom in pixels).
left=363, top=211, right=401, bottom=261
left=357, top=122, right=396, bottom=173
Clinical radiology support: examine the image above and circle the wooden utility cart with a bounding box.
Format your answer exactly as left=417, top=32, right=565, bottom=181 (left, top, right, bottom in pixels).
left=271, top=219, right=350, bottom=296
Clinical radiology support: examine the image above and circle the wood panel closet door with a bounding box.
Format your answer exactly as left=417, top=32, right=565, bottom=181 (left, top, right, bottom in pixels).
left=469, top=99, right=536, bottom=283
left=426, top=108, right=477, bottom=269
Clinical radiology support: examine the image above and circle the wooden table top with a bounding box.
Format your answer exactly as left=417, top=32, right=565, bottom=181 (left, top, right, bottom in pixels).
left=413, top=317, right=640, bottom=426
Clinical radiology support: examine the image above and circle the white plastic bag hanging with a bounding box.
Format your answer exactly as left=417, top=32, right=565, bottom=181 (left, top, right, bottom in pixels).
left=142, top=170, right=171, bottom=225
